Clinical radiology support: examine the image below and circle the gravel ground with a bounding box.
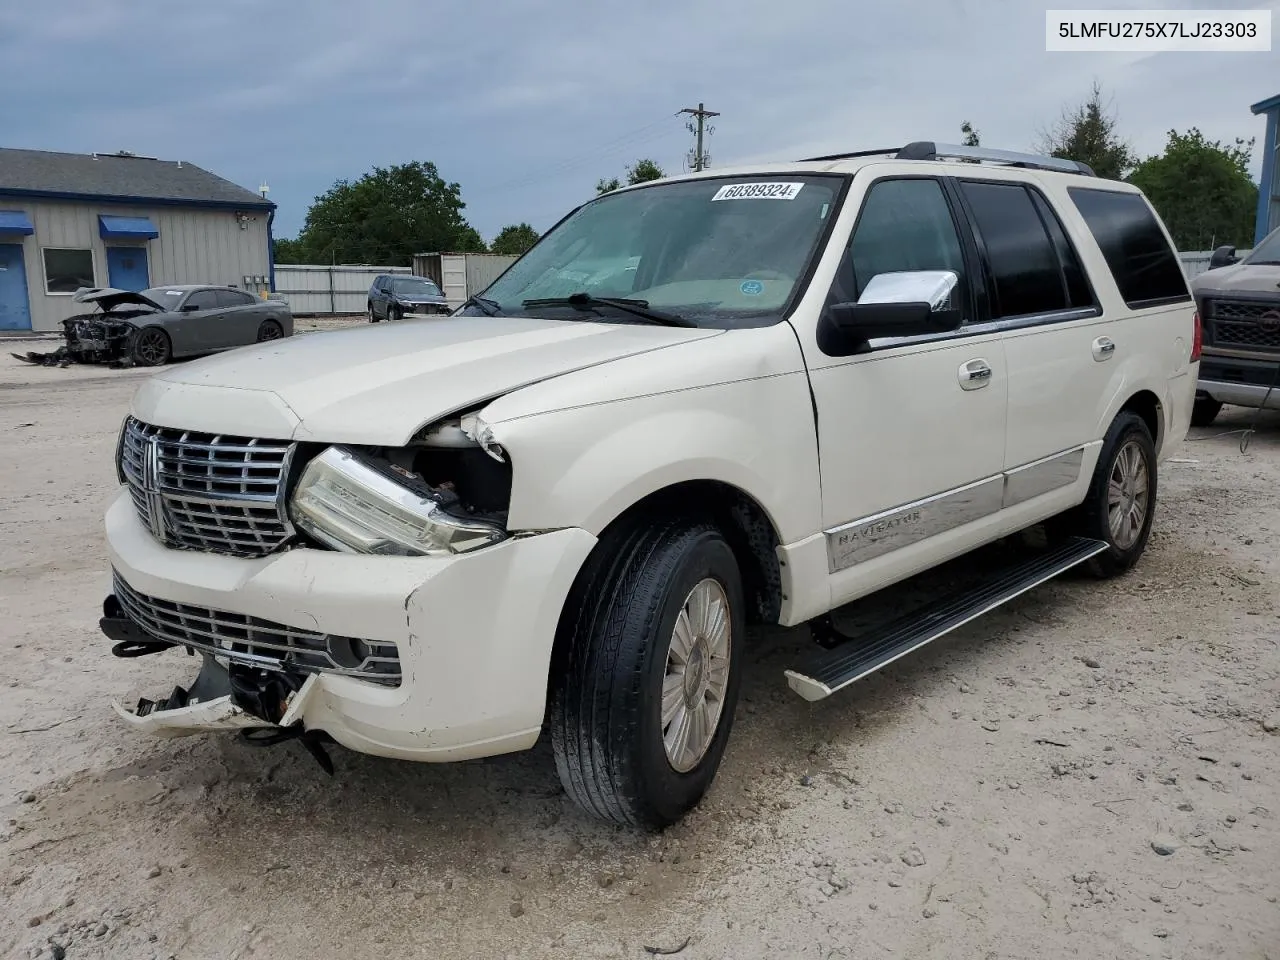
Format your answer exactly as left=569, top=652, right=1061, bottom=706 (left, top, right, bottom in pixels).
left=2, top=352, right=1278, bottom=960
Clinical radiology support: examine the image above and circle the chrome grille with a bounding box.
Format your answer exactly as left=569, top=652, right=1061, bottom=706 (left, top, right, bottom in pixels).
left=1206, top=299, right=1280, bottom=351
left=119, top=417, right=296, bottom=557
left=113, top=572, right=402, bottom=686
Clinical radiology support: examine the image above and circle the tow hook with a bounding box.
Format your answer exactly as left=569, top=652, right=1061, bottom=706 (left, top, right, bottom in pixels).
left=101, top=594, right=177, bottom=659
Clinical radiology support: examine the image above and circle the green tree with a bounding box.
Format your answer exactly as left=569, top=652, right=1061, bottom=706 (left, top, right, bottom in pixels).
left=490, top=223, right=540, bottom=255
left=1127, top=129, right=1258, bottom=250
left=596, top=158, right=665, bottom=195
left=1036, top=82, right=1135, bottom=179
left=291, top=161, right=484, bottom=266
left=960, top=121, right=980, bottom=147
left=271, top=236, right=306, bottom=264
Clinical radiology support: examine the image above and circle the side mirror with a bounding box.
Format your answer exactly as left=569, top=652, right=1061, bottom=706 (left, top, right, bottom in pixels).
left=1208, top=245, right=1239, bottom=270
left=826, top=270, right=962, bottom=346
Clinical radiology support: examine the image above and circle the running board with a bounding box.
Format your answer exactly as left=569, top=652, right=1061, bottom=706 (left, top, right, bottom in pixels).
left=785, top=537, right=1109, bottom=702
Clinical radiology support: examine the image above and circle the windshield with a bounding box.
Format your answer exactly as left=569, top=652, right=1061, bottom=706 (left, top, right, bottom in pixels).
left=140, top=288, right=185, bottom=308
left=472, top=174, right=846, bottom=327
left=1243, top=226, right=1280, bottom=265
left=391, top=277, right=443, bottom=297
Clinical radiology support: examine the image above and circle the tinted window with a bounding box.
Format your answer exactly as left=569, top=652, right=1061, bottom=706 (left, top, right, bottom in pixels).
left=1068, top=188, right=1190, bottom=306
left=1030, top=191, right=1094, bottom=309
left=217, top=289, right=256, bottom=307
left=183, top=290, right=220, bottom=310
left=960, top=181, right=1065, bottom=318
left=839, top=178, right=969, bottom=316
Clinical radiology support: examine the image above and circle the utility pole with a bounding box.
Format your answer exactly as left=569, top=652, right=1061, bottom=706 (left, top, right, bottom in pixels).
left=679, top=102, right=720, bottom=172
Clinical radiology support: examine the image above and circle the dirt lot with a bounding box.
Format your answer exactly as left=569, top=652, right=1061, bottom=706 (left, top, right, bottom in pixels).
left=2, top=352, right=1278, bottom=960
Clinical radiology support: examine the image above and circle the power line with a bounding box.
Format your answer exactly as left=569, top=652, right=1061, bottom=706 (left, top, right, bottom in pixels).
left=678, top=103, right=720, bottom=172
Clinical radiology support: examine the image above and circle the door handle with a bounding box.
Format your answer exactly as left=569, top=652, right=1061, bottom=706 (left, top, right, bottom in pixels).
left=959, top=359, right=992, bottom=390
left=1092, top=336, right=1116, bottom=361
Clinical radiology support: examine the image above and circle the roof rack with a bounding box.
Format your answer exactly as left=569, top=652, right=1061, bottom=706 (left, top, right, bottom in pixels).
left=895, top=142, right=1096, bottom=176
left=801, top=142, right=1096, bottom=176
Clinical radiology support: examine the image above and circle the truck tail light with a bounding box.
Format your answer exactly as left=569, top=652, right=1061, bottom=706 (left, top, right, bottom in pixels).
left=1190, top=310, right=1202, bottom=362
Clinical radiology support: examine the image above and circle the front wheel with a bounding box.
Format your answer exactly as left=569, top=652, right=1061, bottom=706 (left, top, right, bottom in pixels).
left=550, top=518, right=745, bottom=828
left=387, top=305, right=401, bottom=323
left=131, top=327, right=172, bottom=366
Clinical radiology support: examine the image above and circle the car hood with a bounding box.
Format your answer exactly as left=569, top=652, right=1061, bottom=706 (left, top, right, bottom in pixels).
left=72, top=286, right=166, bottom=312
left=131, top=315, right=722, bottom=445
left=1192, top=262, right=1280, bottom=297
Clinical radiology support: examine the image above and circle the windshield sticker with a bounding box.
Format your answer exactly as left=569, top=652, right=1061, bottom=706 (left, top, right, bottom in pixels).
left=711, top=182, right=805, bottom=202
left=740, top=280, right=765, bottom=296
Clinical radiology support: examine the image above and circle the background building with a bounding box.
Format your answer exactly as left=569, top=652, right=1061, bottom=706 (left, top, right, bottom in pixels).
left=0, top=149, right=274, bottom=332
left=1253, top=92, right=1279, bottom=245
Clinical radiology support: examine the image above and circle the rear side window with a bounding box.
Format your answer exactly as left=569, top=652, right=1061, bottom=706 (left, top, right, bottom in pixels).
left=216, top=289, right=256, bottom=307
left=1068, top=188, right=1190, bottom=307
left=183, top=290, right=219, bottom=311
left=959, top=181, right=1069, bottom=318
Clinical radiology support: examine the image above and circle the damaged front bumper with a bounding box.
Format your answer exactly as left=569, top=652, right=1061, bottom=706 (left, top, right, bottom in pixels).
left=12, top=315, right=140, bottom=367
left=102, top=490, right=597, bottom=763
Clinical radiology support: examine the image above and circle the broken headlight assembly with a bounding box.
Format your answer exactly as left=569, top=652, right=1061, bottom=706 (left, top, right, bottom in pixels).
left=290, top=446, right=507, bottom=557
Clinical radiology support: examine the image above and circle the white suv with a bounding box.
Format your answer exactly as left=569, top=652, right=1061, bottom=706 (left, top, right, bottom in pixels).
left=101, top=142, right=1198, bottom=828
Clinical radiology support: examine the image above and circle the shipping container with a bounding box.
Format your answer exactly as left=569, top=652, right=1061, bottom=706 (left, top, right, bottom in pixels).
left=413, top=252, right=517, bottom=308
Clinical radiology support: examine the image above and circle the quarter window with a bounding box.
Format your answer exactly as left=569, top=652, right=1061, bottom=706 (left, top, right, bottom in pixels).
left=960, top=181, right=1068, bottom=318
left=840, top=178, right=969, bottom=315
left=1068, top=188, right=1190, bottom=307
left=216, top=289, right=256, bottom=307
left=42, top=248, right=94, bottom=294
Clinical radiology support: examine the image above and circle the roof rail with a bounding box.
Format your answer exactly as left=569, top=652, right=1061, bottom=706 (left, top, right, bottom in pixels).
left=800, top=147, right=902, bottom=162
left=895, top=141, right=1096, bottom=176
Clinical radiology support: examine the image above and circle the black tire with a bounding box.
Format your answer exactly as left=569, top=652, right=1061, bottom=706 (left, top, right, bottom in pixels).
left=1055, top=411, right=1157, bottom=578
left=387, top=304, right=401, bottom=323
left=550, top=518, right=745, bottom=829
left=131, top=327, right=172, bottom=366
left=256, top=320, right=283, bottom=342
left=1191, top=396, right=1222, bottom=428
left=368, top=303, right=379, bottom=323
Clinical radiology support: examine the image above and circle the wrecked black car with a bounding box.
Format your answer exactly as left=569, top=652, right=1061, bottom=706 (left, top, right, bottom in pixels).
left=12, top=285, right=294, bottom=368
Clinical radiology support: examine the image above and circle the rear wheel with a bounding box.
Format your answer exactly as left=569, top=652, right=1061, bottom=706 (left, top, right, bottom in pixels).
left=132, top=327, right=172, bottom=366
left=1051, top=411, right=1157, bottom=578
left=550, top=518, right=745, bottom=828
left=1191, top=396, right=1222, bottom=428
left=256, top=320, right=283, bottom=342
left=368, top=303, right=379, bottom=323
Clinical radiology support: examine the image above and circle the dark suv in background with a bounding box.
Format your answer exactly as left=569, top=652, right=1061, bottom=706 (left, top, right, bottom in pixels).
left=367, top=275, right=451, bottom=322
left=1189, top=225, right=1280, bottom=426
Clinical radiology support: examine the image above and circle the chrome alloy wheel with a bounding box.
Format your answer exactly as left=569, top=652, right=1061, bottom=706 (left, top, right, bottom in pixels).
left=1107, top=439, right=1150, bottom=550
left=661, top=578, right=732, bottom=773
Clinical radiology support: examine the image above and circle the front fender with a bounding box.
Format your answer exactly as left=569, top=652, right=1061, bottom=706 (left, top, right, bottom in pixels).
left=494, top=373, right=821, bottom=546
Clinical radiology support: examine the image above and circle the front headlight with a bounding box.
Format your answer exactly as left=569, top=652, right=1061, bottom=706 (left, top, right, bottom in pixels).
left=290, top=446, right=507, bottom=557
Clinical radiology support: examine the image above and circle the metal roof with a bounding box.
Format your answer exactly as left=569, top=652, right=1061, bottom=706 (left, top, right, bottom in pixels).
left=0, top=148, right=274, bottom=209
left=1251, top=92, right=1280, bottom=114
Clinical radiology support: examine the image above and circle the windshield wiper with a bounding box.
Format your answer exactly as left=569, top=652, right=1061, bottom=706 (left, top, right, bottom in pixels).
left=462, top=295, right=501, bottom=316
left=522, top=293, right=697, bottom=328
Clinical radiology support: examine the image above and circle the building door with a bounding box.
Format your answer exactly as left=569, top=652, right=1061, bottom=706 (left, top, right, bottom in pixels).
left=106, top=246, right=149, bottom=291
left=0, top=243, right=32, bottom=330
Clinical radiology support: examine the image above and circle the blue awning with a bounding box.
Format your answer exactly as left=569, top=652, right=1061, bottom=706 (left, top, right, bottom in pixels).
left=0, top=210, right=34, bottom=235
left=98, top=215, right=159, bottom=239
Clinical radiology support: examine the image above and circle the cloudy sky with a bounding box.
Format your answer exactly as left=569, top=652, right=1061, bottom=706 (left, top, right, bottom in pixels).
left=2, top=0, right=1276, bottom=244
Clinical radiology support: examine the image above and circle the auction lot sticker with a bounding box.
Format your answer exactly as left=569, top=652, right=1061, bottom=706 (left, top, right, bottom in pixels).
left=711, top=182, right=805, bottom=201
